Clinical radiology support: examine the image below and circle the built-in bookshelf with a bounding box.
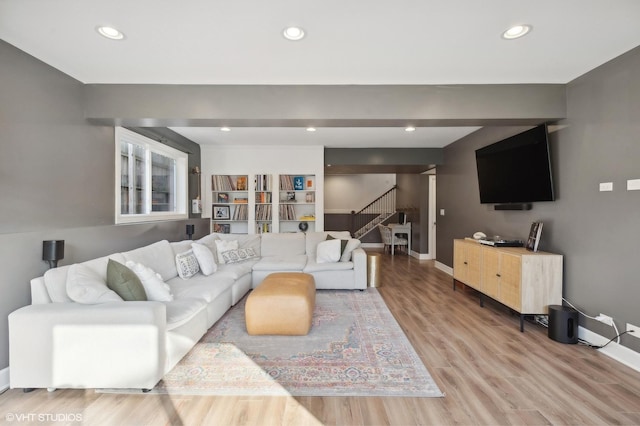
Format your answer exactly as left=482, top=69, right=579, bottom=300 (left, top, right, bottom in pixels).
left=255, top=174, right=273, bottom=234
left=211, top=174, right=249, bottom=234
left=210, top=173, right=317, bottom=234
left=279, top=174, right=316, bottom=233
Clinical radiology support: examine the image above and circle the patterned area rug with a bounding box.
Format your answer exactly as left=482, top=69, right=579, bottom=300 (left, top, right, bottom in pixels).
left=154, top=289, right=443, bottom=397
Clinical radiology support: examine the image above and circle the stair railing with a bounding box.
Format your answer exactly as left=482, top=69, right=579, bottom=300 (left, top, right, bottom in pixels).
left=351, top=186, right=397, bottom=238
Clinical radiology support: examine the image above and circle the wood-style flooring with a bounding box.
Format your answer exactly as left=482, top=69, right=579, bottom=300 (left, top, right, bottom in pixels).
left=1, top=250, right=639, bottom=425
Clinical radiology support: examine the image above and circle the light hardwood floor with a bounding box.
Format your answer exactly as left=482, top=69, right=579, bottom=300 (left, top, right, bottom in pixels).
left=2, top=251, right=639, bottom=425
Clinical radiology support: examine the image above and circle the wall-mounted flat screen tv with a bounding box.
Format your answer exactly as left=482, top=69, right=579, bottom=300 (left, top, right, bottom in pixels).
left=475, top=124, right=554, bottom=204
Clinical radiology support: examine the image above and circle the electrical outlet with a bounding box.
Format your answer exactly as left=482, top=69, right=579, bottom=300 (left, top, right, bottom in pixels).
left=595, top=314, right=614, bottom=326
left=627, top=323, right=640, bottom=338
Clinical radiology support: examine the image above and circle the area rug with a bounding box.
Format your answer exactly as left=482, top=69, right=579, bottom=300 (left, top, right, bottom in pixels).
left=119, top=289, right=442, bottom=397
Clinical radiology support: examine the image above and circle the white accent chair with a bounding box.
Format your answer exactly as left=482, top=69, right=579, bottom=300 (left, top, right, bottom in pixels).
left=377, top=224, right=408, bottom=255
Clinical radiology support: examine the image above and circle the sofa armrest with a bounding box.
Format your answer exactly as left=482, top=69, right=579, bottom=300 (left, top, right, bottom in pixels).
left=9, top=302, right=167, bottom=390
left=351, top=248, right=368, bottom=289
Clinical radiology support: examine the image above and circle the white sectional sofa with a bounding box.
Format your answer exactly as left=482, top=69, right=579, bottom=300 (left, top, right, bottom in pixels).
left=8, top=231, right=366, bottom=391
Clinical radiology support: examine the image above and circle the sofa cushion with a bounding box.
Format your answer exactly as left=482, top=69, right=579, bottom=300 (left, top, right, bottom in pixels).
left=125, top=260, right=174, bottom=302
left=66, top=263, right=123, bottom=304
left=316, top=239, right=341, bottom=263
left=216, top=259, right=259, bottom=280
left=261, top=232, right=305, bottom=257
left=175, top=250, right=200, bottom=279
left=43, top=265, right=73, bottom=303
left=191, top=242, right=217, bottom=275
left=252, top=254, right=308, bottom=271
left=216, top=233, right=261, bottom=256
left=167, top=274, right=235, bottom=303
left=304, top=260, right=355, bottom=273
left=170, top=240, right=194, bottom=257
left=122, top=240, right=178, bottom=281
left=106, top=260, right=148, bottom=301
left=162, top=298, right=207, bottom=331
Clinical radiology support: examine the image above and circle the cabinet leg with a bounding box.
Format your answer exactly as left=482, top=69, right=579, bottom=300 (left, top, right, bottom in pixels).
left=479, top=293, right=484, bottom=308
left=520, top=315, right=525, bottom=332
left=452, top=279, right=456, bottom=291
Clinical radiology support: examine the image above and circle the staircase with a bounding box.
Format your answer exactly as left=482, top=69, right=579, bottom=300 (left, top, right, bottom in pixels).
left=351, top=186, right=397, bottom=239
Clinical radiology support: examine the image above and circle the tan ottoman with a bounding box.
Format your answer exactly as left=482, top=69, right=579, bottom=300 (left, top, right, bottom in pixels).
left=245, top=272, right=316, bottom=335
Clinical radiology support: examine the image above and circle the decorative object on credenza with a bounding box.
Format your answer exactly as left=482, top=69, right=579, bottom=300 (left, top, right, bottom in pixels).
left=186, top=224, right=195, bottom=240
left=525, top=221, right=543, bottom=252
left=191, top=166, right=202, bottom=214
left=42, top=240, right=64, bottom=269
left=298, top=222, right=309, bottom=232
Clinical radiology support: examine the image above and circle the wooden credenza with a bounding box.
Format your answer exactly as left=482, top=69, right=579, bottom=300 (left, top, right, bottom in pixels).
left=453, top=238, right=563, bottom=331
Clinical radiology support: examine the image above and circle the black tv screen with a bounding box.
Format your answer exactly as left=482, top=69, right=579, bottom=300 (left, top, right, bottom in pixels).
left=475, top=125, right=554, bottom=204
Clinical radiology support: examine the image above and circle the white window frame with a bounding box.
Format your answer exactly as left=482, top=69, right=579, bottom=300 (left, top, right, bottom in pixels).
left=115, top=127, right=188, bottom=224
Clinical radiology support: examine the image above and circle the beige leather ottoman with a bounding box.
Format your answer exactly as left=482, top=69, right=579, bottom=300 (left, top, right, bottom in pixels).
left=245, top=272, right=316, bottom=335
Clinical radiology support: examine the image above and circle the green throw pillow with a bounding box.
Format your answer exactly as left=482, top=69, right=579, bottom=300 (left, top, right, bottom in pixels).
left=106, top=259, right=147, bottom=301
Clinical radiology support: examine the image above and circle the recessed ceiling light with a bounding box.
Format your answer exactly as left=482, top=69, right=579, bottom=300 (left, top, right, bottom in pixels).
left=306, top=127, right=316, bottom=132
left=96, top=26, right=125, bottom=40
left=502, top=24, right=532, bottom=40
left=405, top=126, right=416, bottom=132
left=283, top=26, right=305, bottom=41
left=220, top=127, right=231, bottom=132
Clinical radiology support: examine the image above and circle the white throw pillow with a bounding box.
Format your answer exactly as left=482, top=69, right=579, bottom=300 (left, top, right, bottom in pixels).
left=220, top=247, right=258, bottom=264
left=191, top=242, right=217, bottom=275
left=66, top=263, right=123, bottom=304
left=214, top=239, right=238, bottom=264
left=175, top=250, right=200, bottom=279
left=341, top=238, right=362, bottom=262
left=125, top=261, right=174, bottom=302
left=316, top=239, right=341, bottom=263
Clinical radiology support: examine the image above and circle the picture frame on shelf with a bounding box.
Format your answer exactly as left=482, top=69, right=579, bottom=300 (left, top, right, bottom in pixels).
left=217, top=192, right=229, bottom=203
left=213, top=223, right=230, bottom=234
left=284, top=191, right=296, bottom=202
left=525, top=221, right=543, bottom=252
left=213, top=205, right=230, bottom=220
left=293, top=176, right=304, bottom=190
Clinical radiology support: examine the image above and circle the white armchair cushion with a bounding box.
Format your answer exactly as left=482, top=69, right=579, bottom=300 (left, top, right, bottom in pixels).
left=125, top=261, right=174, bottom=302
left=316, top=239, right=341, bottom=263
left=191, top=242, right=217, bottom=275
left=66, top=263, right=123, bottom=304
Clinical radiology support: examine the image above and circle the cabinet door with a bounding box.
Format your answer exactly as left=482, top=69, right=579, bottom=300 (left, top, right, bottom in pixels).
left=481, top=248, right=500, bottom=299
left=453, top=240, right=468, bottom=282
left=499, top=253, right=522, bottom=311
left=466, top=243, right=482, bottom=288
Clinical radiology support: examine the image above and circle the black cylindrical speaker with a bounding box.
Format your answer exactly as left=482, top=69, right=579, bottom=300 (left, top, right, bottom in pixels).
left=548, top=305, right=579, bottom=344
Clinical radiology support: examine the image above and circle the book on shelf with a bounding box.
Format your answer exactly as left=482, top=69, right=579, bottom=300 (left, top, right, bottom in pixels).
left=255, top=174, right=272, bottom=191
left=255, top=204, right=272, bottom=221
left=212, top=175, right=239, bottom=191
left=525, top=221, right=543, bottom=252
left=233, top=197, right=248, bottom=204
left=231, top=204, right=248, bottom=221
left=213, top=223, right=230, bottom=234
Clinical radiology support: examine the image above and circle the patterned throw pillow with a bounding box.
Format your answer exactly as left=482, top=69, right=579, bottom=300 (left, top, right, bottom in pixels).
left=220, top=247, right=258, bottom=264
left=175, top=250, right=200, bottom=279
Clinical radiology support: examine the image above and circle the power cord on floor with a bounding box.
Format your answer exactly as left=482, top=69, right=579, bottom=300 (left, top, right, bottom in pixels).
left=578, top=330, right=635, bottom=349
left=562, top=297, right=624, bottom=345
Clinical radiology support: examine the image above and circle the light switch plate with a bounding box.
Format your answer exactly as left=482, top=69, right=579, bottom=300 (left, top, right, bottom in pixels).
left=439, top=209, right=445, bottom=216
left=599, top=182, right=613, bottom=192
left=627, top=179, right=640, bottom=191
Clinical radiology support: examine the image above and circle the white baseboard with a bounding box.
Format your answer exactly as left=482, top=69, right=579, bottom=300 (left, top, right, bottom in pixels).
left=435, top=261, right=453, bottom=276
left=412, top=252, right=433, bottom=260
left=579, top=326, right=640, bottom=373
left=0, top=367, right=9, bottom=393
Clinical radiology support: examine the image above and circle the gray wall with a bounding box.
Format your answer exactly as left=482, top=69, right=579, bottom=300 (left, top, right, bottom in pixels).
left=0, top=41, right=207, bottom=371
left=437, top=46, right=640, bottom=353
left=397, top=173, right=429, bottom=253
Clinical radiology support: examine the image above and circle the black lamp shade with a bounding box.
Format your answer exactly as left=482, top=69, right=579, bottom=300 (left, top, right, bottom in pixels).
left=43, top=240, right=64, bottom=267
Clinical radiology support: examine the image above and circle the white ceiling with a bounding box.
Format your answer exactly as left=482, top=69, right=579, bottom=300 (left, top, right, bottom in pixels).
left=2, top=0, right=640, bottom=148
